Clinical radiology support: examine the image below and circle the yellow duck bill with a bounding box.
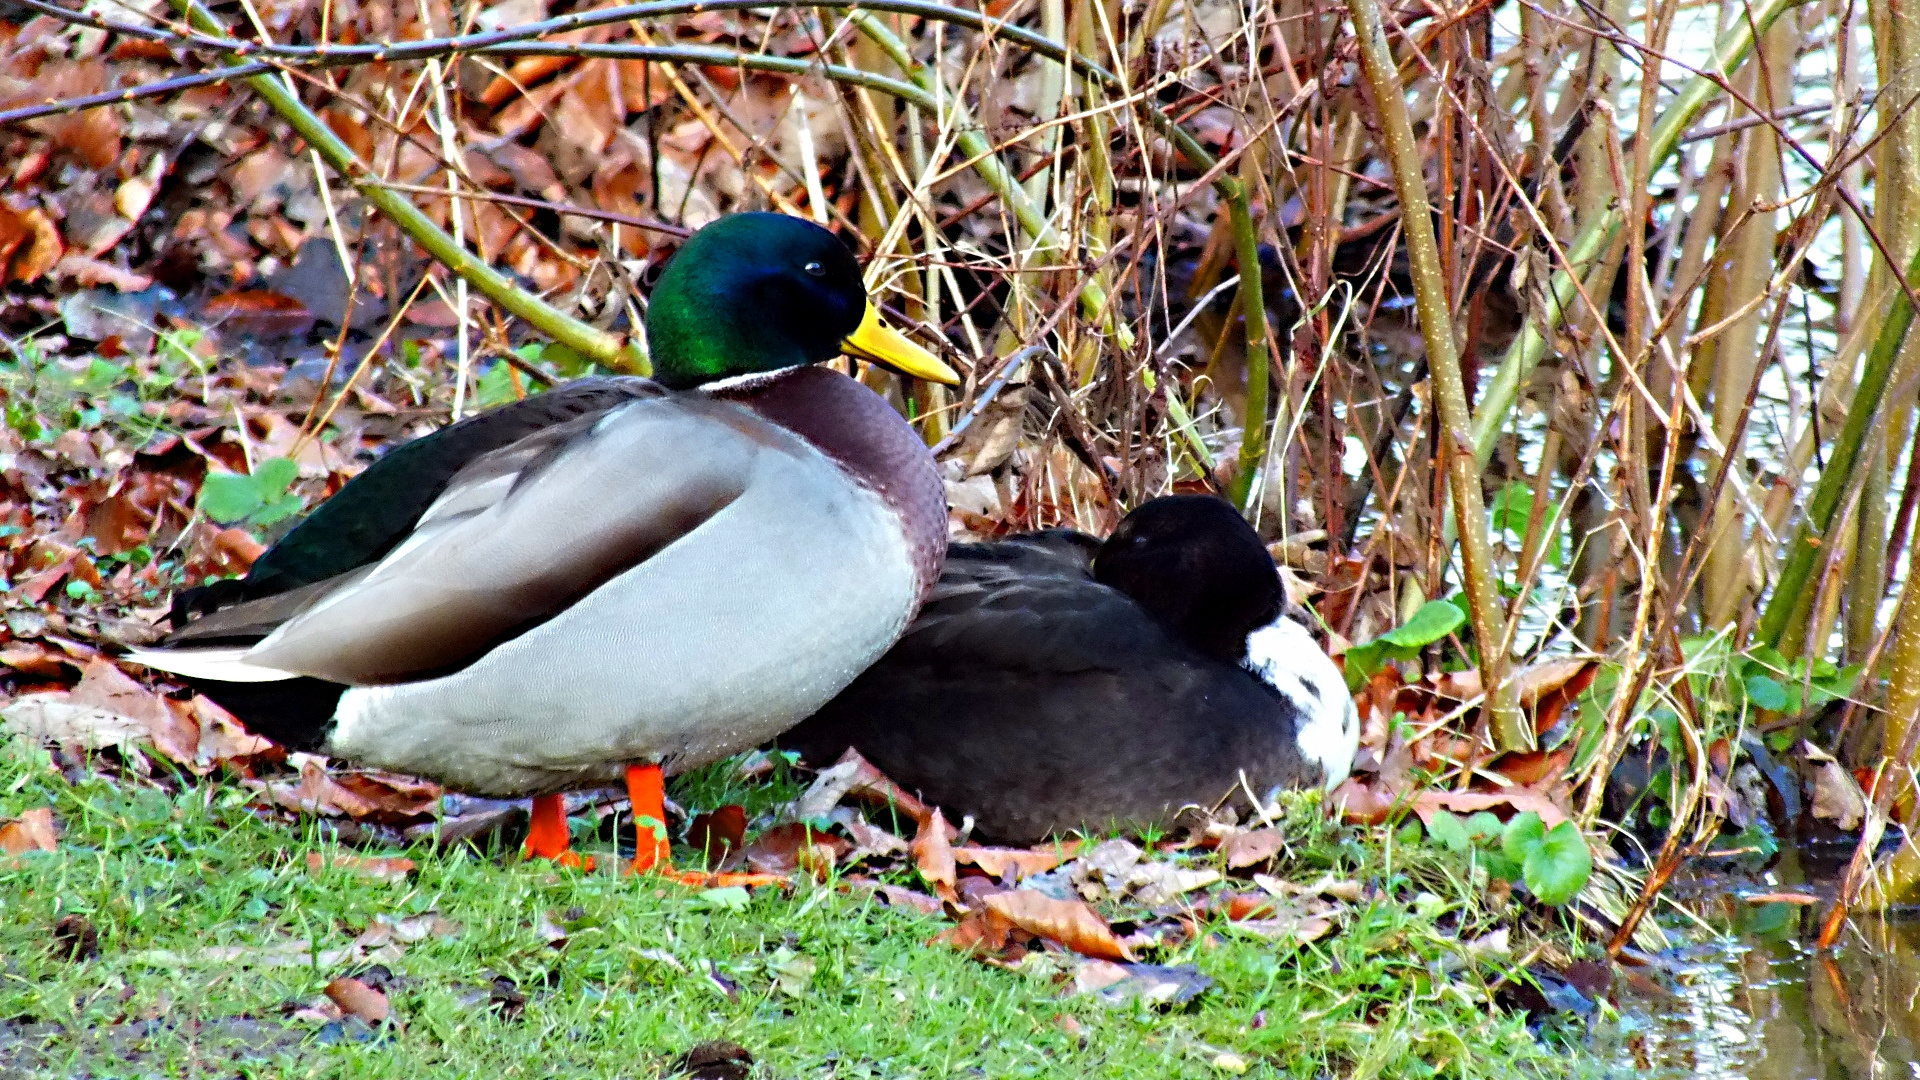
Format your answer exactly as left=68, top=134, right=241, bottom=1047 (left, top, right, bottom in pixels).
left=841, top=303, right=960, bottom=385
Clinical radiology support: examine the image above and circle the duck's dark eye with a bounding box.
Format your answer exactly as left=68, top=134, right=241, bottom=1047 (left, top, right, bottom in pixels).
left=804, top=261, right=826, bottom=277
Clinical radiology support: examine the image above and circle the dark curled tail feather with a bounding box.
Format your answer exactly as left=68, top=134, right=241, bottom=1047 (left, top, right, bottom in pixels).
left=169, top=578, right=252, bottom=630
left=181, top=675, right=343, bottom=753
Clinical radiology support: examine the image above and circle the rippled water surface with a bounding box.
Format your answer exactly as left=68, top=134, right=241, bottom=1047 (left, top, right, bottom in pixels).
left=1590, top=902, right=1920, bottom=1077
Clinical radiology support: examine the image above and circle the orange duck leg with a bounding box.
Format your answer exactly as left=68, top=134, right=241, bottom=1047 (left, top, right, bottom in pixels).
left=623, top=764, right=784, bottom=888
left=523, top=793, right=595, bottom=871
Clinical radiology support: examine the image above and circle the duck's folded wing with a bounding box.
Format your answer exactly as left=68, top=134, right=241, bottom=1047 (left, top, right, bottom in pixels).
left=241, top=377, right=660, bottom=596
left=897, top=559, right=1176, bottom=674
left=943, top=528, right=1100, bottom=580
left=169, top=393, right=758, bottom=686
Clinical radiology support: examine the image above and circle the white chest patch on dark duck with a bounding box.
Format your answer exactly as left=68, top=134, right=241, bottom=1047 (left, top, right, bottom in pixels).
left=1242, top=614, right=1361, bottom=787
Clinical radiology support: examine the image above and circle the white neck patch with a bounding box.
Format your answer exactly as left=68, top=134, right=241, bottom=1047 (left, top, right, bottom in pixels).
left=699, top=365, right=804, bottom=394
left=1241, top=614, right=1361, bottom=788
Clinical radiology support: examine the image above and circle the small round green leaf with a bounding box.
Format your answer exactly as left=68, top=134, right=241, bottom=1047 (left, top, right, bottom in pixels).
left=1482, top=851, right=1524, bottom=883
left=251, top=456, right=299, bottom=496
left=1427, top=810, right=1471, bottom=853
left=1521, top=821, right=1593, bottom=906
left=1744, top=674, right=1789, bottom=712
left=1464, top=812, right=1505, bottom=843
left=1501, top=811, right=1547, bottom=863
left=198, top=471, right=264, bottom=523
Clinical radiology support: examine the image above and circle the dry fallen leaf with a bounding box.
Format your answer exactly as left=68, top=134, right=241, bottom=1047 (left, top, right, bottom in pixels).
left=1124, top=863, right=1221, bottom=907
left=3, top=204, right=62, bottom=283
left=0, top=640, right=82, bottom=679
left=855, top=881, right=944, bottom=916
left=1409, top=788, right=1569, bottom=829
left=789, top=756, right=866, bottom=821
left=938, top=904, right=1020, bottom=957
left=53, top=914, right=100, bottom=961
left=743, top=822, right=852, bottom=879
left=1330, top=777, right=1399, bottom=825
left=69, top=658, right=199, bottom=767
left=3, top=694, right=147, bottom=752
left=264, top=759, right=441, bottom=822
left=202, top=290, right=316, bottom=338
left=1070, top=957, right=1132, bottom=994
left=671, top=1039, right=754, bottom=1080
left=688, top=804, right=748, bottom=865
left=832, top=746, right=943, bottom=828
left=1488, top=747, right=1575, bottom=788
left=911, top=808, right=958, bottom=903
left=1078, top=837, right=1144, bottom=882
left=324, top=976, right=391, bottom=1024
left=305, top=851, right=417, bottom=882
left=369, top=912, right=460, bottom=943
left=982, top=889, right=1133, bottom=962
left=830, top=806, right=909, bottom=859
left=0, top=807, right=58, bottom=855
left=1219, top=828, right=1287, bottom=869
left=953, top=845, right=1068, bottom=882
left=1225, top=910, right=1335, bottom=946
left=1513, top=659, right=1598, bottom=736
left=192, top=696, right=275, bottom=765
left=1071, top=960, right=1214, bottom=1006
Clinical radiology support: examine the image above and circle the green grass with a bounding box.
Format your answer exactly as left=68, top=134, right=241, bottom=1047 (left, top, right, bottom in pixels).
left=0, top=742, right=1570, bottom=1079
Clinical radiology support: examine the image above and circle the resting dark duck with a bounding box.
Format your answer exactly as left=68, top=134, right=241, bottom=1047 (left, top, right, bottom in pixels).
left=783, top=494, right=1361, bottom=845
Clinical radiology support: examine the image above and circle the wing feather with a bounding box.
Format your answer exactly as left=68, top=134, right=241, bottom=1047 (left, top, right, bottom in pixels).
left=156, top=393, right=768, bottom=686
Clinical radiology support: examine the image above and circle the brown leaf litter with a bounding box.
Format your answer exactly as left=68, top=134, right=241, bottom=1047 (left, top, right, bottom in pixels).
left=0, top=806, right=57, bottom=855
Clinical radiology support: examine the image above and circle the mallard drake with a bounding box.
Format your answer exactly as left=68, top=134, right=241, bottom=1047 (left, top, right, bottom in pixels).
left=130, top=213, right=959, bottom=879
left=781, top=495, right=1360, bottom=845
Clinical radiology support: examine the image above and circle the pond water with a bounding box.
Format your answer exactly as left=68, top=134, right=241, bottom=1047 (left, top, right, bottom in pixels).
left=1589, top=852, right=1920, bottom=1078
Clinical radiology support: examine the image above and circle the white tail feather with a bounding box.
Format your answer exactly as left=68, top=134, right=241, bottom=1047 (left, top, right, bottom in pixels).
left=122, top=646, right=300, bottom=684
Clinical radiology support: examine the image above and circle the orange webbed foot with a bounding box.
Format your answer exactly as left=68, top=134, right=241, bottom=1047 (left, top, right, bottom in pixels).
left=659, top=869, right=790, bottom=889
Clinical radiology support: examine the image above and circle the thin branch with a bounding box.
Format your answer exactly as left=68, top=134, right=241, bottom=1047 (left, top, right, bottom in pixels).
left=1347, top=0, right=1525, bottom=749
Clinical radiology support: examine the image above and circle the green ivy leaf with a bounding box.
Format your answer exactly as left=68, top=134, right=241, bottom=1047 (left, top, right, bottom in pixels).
left=1381, top=601, right=1468, bottom=650
left=1342, top=641, right=1385, bottom=690
left=198, top=458, right=301, bottom=525
left=198, top=471, right=265, bottom=523
left=541, top=342, right=593, bottom=377
left=1344, top=600, right=1472, bottom=690
left=252, top=457, right=298, bottom=496
left=1522, top=821, right=1593, bottom=906
left=1501, top=811, right=1546, bottom=863
left=1489, top=481, right=1533, bottom=537
left=1745, top=674, right=1789, bottom=712
left=1427, top=810, right=1471, bottom=853
left=1483, top=851, right=1524, bottom=883
left=1465, top=812, right=1505, bottom=844
left=251, top=492, right=306, bottom=527
left=473, top=362, right=524, bottom=409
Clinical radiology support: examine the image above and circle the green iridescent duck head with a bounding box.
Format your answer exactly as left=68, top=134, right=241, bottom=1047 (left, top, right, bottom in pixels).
left=645, top=213, right=958, bottom=390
